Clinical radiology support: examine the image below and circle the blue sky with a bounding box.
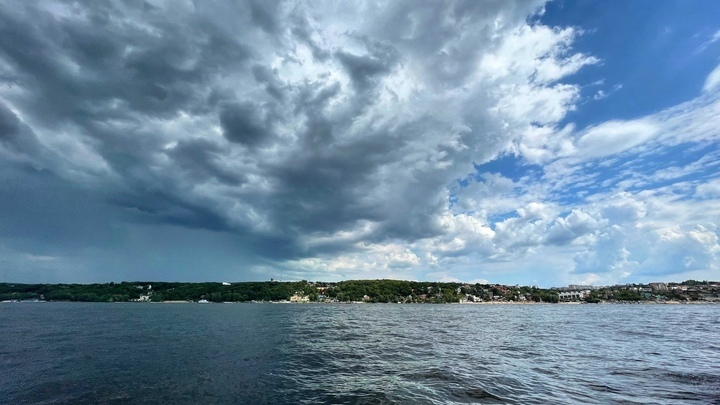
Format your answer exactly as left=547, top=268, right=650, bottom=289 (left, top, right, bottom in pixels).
left=0, top=0, right=719, bottom=286
left=543, top=0, right=720, bottom=125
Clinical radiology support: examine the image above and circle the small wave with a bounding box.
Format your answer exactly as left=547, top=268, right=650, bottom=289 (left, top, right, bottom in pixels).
left=587, top=383, right=623, bottom=394
left=452, top=387, right=505, bottom=402
left=401, top=367, right=464, bottom=384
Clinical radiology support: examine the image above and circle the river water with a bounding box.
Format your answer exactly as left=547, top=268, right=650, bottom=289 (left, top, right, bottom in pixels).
left=1, top=302, right=718, bottom=404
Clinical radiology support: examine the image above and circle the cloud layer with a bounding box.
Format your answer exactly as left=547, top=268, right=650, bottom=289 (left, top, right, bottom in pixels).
left=1, top=0, right=718, bottom=285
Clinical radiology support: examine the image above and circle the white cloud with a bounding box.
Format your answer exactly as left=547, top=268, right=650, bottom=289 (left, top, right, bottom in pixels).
left=713, top=30, right=720, bottom=43
left=478, top=25, right=598, bottom=85
left=288, top=242, right=421, bottom=281
left=599, top=192, right=647, bottom=224
left=593, top=83, right=622, bottom=100
left=703, top=63, right=720, bottom=93
left=696, top=29, right=720, bottom=53
left=593, top=90, right=608, bottom=100
left=545, top=209, right=606, bottom=245
left=695, top=179, right=720, bottom=198
left=574, top=119, right=659, bottom=158
left=631, top=225, right=720, bottom=277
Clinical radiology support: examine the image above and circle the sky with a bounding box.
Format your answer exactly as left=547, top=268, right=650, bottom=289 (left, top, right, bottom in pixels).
left=1, top=0, right=719, bottom=287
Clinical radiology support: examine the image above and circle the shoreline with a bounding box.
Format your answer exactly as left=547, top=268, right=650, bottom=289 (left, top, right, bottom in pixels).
left=4, top=299, right=717, bottom=305
left=141, top=300, right=717, bottom=305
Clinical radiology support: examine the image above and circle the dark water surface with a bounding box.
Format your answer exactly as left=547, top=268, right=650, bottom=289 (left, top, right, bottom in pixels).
left=1, top=303, right=719, bottom=404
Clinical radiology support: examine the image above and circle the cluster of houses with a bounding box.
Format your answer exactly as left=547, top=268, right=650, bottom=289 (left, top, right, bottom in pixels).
left=131, top=284, right=153, bottom=302
left=289, top=281, right=720, bottom=304
left=555, top=282, right=720, bottom=303
left=289, top=292, right=310, bottom=303
left=609, top=282, right=720, bottom=302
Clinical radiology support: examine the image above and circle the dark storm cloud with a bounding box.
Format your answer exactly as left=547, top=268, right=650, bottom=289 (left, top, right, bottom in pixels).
left=251, top=65, right=288, bottom=101
left=219, top=101, right=273, bottom=145
left=336, top=39, right=400, bottom=90
left=290, top=21, right=330, bottom=61
left=261, top=113, right=457, bottom=247
left=0, top=0, right=456, bottom=239
left=167, top=138, right=247, bottom=186
left=0, top=0, right=551, bottom=281
left=0, top=1, right=252, bottom=127
left=267, top=139, right=390, bottom=233
left=111, top=188, right=232, bottom=232
left=248, top=0, right=284, bottom=34
left=0, top=102, right=40, bottom=155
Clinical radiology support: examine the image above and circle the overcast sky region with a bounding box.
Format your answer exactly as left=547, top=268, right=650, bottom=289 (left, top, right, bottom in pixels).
left=1, top=0, right=720, bottom=286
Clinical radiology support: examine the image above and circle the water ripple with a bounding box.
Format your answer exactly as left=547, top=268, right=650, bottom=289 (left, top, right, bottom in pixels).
left=1, top=303, right=719, bottom=404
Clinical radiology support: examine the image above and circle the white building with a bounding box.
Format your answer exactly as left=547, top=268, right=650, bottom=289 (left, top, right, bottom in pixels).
left=558, top=290, right=590, bottom=301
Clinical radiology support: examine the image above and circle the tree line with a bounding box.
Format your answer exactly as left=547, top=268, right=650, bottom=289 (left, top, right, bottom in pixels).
left=2, top=279, right=713, bottom=303
left=0, top=280, right=552, bottom=303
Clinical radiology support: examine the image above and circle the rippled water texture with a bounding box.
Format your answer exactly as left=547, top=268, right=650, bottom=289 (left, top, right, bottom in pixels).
left=1, top=303, right=719, bottom=404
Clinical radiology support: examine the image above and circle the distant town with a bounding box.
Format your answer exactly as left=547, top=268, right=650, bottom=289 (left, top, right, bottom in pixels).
left=1, top=279, right=718, bottom=304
